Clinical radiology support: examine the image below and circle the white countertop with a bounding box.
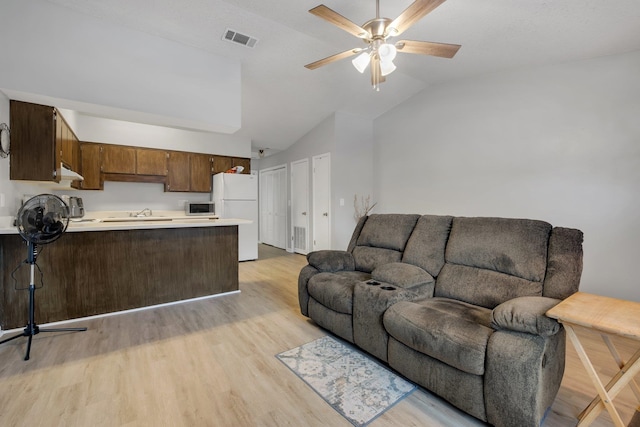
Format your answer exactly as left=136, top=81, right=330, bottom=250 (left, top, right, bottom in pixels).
left=0, top=210, right=251, bottom=235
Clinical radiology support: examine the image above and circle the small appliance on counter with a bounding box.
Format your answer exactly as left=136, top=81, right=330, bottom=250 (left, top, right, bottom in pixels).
left=61, top=195, right=85, bottom=218
left=185, top=201, right=215, bottom=216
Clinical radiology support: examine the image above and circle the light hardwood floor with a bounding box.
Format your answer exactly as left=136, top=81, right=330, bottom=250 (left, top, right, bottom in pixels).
left=0, top=244, right=638, bottom=426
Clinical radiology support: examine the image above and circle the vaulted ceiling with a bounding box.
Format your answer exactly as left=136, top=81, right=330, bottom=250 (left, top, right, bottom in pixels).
left=45, top=0, right=640, bottom=153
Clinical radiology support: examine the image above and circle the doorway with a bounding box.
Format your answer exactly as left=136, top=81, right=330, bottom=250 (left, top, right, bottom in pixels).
left=259, top=165, right=288, bottom=250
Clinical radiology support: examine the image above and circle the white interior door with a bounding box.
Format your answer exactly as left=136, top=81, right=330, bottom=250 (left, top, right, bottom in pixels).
left=291, top=159, right=309, bottom=254
left=312, top=153, right=331, bottom=251
left=259, top=169, right=273, bottom=245
left=259, top=165, right=288, bottom=250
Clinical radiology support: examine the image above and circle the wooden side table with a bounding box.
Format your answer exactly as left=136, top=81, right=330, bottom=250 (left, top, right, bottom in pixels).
left=547, top=292, right=640, bottom=426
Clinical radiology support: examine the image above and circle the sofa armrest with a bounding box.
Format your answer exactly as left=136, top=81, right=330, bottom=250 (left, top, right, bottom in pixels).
left=491, top=296, right=562, bottom=337
left=372, top=262, right=435, bottom=289
left=307, top=250, right=355, bottom=272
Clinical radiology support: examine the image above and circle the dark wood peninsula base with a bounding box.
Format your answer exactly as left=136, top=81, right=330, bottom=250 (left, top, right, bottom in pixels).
left=0, top=226, right=238, bottom=329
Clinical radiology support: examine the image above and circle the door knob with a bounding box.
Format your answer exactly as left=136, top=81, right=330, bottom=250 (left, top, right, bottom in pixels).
left=301, top=211, right=307, bottom=215
left=323, top=212, right=328, bottom=217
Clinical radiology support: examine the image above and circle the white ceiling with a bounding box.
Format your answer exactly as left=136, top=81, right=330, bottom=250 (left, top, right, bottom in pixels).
left=45, top=0, right=640, bottom=154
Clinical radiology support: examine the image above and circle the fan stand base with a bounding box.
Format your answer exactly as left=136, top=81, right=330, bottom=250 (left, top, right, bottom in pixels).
left=0, top=284, right=87, bottom=361
left=0, top=243, right=87, bottom=361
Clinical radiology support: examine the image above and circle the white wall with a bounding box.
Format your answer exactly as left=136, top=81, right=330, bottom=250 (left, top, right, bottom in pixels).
left=374, top=50, right=640, bottom=302
left=257, top=112, right=374, bottom=251
left=332, top=112, right=375, bottom=249
left=0, top=91, right=11, bottom=216
left=0, top=0, right=241, bottom=133
left=0, top=0, right=250, bottom=216
left=70, top=113, right=250, bottom=158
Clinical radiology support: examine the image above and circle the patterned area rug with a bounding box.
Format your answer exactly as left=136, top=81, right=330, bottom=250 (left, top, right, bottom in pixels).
left=276, top=336, right=416, bottom=426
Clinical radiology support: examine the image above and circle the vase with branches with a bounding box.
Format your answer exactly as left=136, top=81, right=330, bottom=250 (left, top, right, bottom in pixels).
left=354, top=194, right=377, bottom=222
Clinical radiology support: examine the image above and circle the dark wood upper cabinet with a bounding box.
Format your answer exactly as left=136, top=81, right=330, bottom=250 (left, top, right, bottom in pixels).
left=232, top=157, right=251, bottom=174
left=9, top=100, right=60, bottom=182
left=101, top=144, right=136, bottom=174
left=79, top=142, right=102, bottom=190
left=212, top=155, right=233, bottom=174
left=59, top=113, right=80, bottom=172
left=190, top=154, right=212, bottom=192
left=136, top=148, right=168, bottom=176
left=9, top=100, right=250, bottom=191
left=166, top=151, right=190, bottom=192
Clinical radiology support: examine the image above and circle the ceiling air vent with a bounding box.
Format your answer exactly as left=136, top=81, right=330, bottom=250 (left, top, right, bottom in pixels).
left=223, top=29, right=258, bottom=48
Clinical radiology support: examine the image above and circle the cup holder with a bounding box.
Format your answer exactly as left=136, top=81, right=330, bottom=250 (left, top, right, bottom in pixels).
left=366, top=280, right=381, bottom=286
left=380, top=286, right=396, bottom=291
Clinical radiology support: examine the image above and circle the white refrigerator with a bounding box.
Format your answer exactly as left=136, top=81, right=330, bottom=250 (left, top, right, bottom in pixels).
left=212, top=173, right=258, bottom=261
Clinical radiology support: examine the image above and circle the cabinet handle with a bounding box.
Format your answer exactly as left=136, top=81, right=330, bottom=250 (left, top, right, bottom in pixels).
left=323, top=212, right=328, bottom=217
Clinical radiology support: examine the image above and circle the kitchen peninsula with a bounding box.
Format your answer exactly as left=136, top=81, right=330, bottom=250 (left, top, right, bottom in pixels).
left=0, top=214, right=250, bottom=330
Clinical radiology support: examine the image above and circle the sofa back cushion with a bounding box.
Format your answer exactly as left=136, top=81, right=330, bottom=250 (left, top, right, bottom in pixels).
left=402, top=215, right=453, bottom=277
left=352, top=214, right=420, bottom=273
left=435, top=217, right=552, bottom=309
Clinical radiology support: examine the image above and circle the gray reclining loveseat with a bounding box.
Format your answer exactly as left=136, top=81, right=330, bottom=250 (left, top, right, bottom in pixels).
left=298, top=214, right=583, bottom=427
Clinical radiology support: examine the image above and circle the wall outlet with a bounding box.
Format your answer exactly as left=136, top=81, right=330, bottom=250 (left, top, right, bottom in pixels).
left=178, top=199, right=187, bottom=208
left=0, top=193, right=4, bottom=208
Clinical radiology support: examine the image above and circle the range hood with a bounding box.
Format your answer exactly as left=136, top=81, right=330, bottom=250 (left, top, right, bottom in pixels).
left=57, top=165, right=84, bottom=188
left=60, top=165, right=84, bottom=181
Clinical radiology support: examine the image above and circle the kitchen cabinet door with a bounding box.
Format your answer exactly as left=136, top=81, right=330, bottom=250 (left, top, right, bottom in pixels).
left=136, top=148, right=168, bottom=176
left=79, top=142, right=102, bottom=190
left=232, top=157, right=251, bottom=174
left=59, top=112, right=80, bottom=173
left=212, top=155, right=232, bottom=175
left=101, top=144, right=136, bottom=174
left=190, top=154, right=212, bottom=192
left=9, top=100, right=60, bottom=182
left=166, top=151, right=190, bottom=192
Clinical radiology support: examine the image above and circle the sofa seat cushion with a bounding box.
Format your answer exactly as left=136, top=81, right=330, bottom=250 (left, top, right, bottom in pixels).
left=383, top=298, right=493, bottom=375
left=307, top=271, right=370, bottom=314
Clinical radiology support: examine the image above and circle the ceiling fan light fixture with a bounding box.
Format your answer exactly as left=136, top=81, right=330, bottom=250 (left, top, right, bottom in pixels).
left=306, top=0, right=461, bottom=90
left=378, top=43, right=397, bottom=62
left=352, top=51, right=371, bottom=73
left=380, top=60, right=396, bottom=76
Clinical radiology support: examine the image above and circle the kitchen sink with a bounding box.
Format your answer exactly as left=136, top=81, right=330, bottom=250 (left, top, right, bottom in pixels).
left=101, top=216, right=173, bottom=222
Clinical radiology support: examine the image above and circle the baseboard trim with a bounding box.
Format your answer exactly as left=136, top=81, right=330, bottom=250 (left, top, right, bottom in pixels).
left=0, top=290, right=241, bottom=336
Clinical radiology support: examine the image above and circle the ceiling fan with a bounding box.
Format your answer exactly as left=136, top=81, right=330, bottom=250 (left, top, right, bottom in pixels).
left=305, top=0, right=461, bottom=90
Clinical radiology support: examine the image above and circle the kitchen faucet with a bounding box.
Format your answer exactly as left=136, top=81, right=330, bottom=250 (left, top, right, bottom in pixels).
left=130, top=208, right=153, bottom=217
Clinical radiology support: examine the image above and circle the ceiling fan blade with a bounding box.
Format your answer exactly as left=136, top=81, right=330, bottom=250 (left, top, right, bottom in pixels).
left=395, top=40, right=461, bottom=58
left=305, top=48, right=363, bottom=70
left=386, top=0, right=446, bottom=37
left=310, top=5, right=371, bottom=39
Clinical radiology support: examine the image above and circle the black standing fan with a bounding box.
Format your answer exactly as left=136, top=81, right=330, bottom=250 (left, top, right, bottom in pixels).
left=0, top=194, right=87, bottom=360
